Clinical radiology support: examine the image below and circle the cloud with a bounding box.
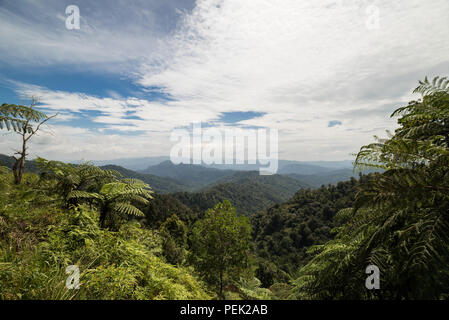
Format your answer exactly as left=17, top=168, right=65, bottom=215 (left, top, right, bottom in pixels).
left=0, top=123, right=170, bottom=162
left=135, top=0, right=449, bottom=160
left=2, top=0, right=449, bottom=161
left=0, top=0, right=195, bottom=72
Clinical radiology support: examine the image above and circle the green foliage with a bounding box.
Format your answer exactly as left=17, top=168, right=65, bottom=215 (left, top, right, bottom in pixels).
left=89, top=179, right=153, bottom=229
left=4, top=76, right=449, bottom=300
left=413, top=75, right=449, bottom=96
left=0, top=165, right=11, bottom=190
left=143, top=194, right=199, bottom=227
left=232, top=277, right=274, bottom=300
left=293, top=77, right=449, bottom=299
left=0, top=103, right=46, bottom=132
left=268, top=282, right=293, bottom=300
left=36, top=158, right=153, bottom=229
left=189, top=200, right=252, bottom=296
left=161, top=214, right=188, bottom=265
left=251, top=178, right=362, bottom=284
left=1, top=101, right=56, bottom=185
left=142, top=160, right=235, bottom=189
left=100, top=164, right=192, bottom=194
left=36, top=158, right=120, bottom=204
left=0, top=175, right=210, bottom=300
left=0, top=154, right=40, bottom=174
left=173, top=171, right=308, bottom=215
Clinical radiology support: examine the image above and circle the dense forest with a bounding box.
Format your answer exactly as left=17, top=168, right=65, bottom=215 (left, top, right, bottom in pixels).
left=1, top=77, right=449, bottom=299
left=171, top=171, right=308, bottom=215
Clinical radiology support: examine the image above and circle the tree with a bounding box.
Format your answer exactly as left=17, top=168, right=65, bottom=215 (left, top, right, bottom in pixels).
left=0, top=98, right=56, bottom=184
left=68, top=178, right=153, bottom=229
left=160, top=214, right=188, bottom=265
left=189, top=200, right=251, bottom=296
left=0, top=101, right=44, bottom=132
left=292, top=76, right=449, bottom=299
left=36, top=158, right=152, bottom=229
left=36, top=158, right=120, bottom=206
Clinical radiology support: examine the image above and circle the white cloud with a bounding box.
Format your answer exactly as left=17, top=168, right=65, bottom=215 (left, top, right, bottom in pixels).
left=0, top=0, right=193, bottom=71
left=136, top=0, right=449, bottom=160
left=2, top=0, right=449, bottom=161
left=0, top=124, right=170, bottom=162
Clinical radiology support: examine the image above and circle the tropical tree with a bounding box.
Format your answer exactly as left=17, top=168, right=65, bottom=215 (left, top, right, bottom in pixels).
left=0, top=101, right=44, bottom=133
left=36, top=158, right=153, bottom=228
left=36, top=158, right=120, bottom=205
left=292, top=76, right=449, bottom=299
left=0, top=98, right=56, bottom=184
left=189, top=200, right=252, bottom=296
left=68, top=178, right=153, bottom=229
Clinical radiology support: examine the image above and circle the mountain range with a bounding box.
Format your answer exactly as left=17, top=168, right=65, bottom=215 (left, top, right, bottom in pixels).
left=0, top=153, right=371, bottom=214
left=85, top=156, right=353, bottom=172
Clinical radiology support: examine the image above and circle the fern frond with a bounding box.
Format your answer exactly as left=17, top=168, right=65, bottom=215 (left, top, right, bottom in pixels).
left=413, top=76, right=449, bottom=96
left=67, top=190, right=102, bottom=200
left=113, top=202, right=145, bottom=217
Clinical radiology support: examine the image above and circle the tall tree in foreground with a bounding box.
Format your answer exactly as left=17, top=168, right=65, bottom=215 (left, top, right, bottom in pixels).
left=292, top=76, right=449, bottom=299
left=0, top=98, right=56, bottom=184
left=189, top=200, right=252, bottom=297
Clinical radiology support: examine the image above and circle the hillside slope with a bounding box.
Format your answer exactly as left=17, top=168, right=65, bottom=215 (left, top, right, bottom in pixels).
left=250, top=177, right=365, bottom=284
left=0, top=154, right=39, bottom=173
left=172, top=171, right=309, bottom=215
left=100, top=164, right=192, bottom=194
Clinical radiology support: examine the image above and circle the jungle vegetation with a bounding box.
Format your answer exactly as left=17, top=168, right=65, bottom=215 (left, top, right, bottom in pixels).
left=1, top=77, right=448, bottom=299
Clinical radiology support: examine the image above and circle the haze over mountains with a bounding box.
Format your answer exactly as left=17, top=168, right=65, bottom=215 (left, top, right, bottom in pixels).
left=87, top=156, right=353, bottom=172
left=138, top=158, right=359, bottom=189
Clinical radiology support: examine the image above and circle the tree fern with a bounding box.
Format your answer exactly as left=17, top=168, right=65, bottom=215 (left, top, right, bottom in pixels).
left=413, top=76, right=449, bottom=96
left=0, top=103, right=46, bottom=133
left=293, top=77, right=449, bottom=299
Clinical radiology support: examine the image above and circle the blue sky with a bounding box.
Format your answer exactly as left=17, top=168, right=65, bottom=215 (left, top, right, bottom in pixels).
left=1, top=0, right=448, bottom=161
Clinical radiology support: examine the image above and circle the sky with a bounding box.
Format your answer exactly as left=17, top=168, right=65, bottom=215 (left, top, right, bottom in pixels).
left=1, top=0, right=448, bottom=162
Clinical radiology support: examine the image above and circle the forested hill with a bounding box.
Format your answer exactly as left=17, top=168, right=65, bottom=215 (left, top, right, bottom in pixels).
left=288, top=169, right=359, bottom=188
left=0, top=155, right=192, bottom=195
left=250, top=176, right=371, bottom=284
left=99, top=165, right=191, bottom=194
left=171, top=171, right=309, bottom=215
left=0, top=154, right=39, bottom=173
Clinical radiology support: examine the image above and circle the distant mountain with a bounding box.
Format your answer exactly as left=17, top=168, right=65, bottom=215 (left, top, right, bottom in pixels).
left=88, top=156, right=170, bottom=171
left=140, top=159, right=356, bottom=189
left=199, top=159, right=354, bottom=172
left=298, top=160, right=353, bottom=169
left=0, top=154, right=39, bottom=173
left=82, top=155, right=354, bottom=173
left=100, top=164, right=191, bottom=194
left=288, top=168, right=381, bottom=188
left=171, top=171, right=309, bottom=215
left=141, top=160, right=236, bottom=188
left=288, top=169, right=358, bottom=188
left=277, top=163, right=333, bottom=175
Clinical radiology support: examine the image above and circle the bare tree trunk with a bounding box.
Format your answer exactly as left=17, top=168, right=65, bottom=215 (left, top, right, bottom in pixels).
left=13, top=130, right=27, bottom=184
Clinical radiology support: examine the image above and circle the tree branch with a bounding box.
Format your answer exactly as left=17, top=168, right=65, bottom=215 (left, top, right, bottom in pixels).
left=26, top=113, right=58, bottom=142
